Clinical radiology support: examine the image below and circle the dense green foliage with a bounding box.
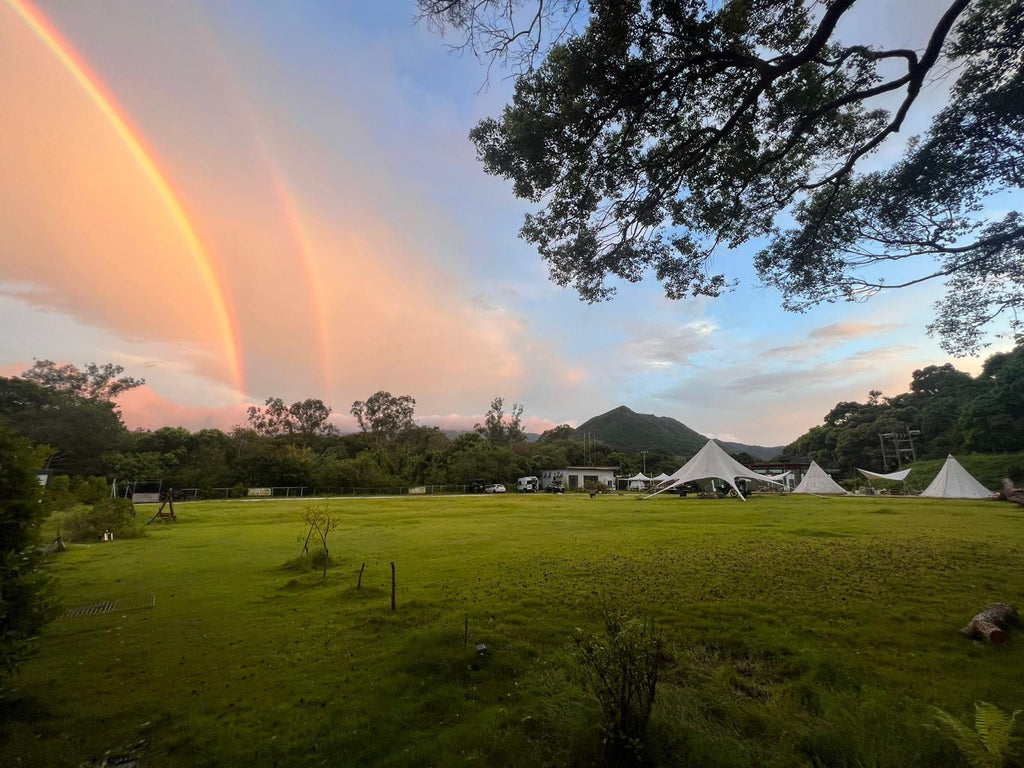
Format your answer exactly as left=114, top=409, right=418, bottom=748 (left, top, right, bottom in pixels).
left=422, top=0, right=1023, bottom=353
left=1, top=494, right=1021, bottom=766
left=786, top=343, right=1024, bottom=475
left=0, top=424, right=52, bottom=688
left=51, top=499, right=144, bottom=544
left=0, top=376, right=128, bottom=476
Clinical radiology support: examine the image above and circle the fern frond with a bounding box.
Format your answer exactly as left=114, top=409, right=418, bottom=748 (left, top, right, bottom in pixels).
left=932, top=706, right=992, bottom=767
left=975, top=701, right=1017, bottom=759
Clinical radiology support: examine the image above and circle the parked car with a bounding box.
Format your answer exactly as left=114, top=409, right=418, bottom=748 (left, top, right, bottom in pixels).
left=484, top=483, right=507, bottom=494
left=467, top=479, right=487, bottom=494
left=545, top=482, right=565, bottom=494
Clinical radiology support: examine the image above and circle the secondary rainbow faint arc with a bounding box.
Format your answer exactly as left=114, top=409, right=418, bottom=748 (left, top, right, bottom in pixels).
left=8, top=0, right=246, bottom=395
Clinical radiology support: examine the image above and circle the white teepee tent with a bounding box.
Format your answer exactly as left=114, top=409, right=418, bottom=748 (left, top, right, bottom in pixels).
left=792, top=460, right=847, bottom=495
left=647, top=439, right=782, bottom=501
left=919, top=455, right=991, bottom=499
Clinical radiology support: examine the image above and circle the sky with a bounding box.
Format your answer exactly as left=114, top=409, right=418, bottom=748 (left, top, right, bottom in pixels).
left=0, top=0, right=1014, bottom=447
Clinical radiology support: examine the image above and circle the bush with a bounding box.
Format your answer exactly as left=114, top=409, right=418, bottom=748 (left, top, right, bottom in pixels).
left=574, top=613, right=670, bottom=766
left=53, top=498, right=144, bottom=542
left=73, top=476, right=108, bottom=504
left=43, top=474, right=76, bottom=512
left=0, top=424, right=53, bottom=688
left=1004, top=456, right=1024, bottom=486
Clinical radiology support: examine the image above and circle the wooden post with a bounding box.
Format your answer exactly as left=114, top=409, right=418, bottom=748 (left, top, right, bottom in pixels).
left=390, top=562, right=396, bottom=612
left=357, top=562, right=366, bottom=589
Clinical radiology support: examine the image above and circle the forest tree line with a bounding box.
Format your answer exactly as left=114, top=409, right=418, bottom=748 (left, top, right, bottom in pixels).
left=2, top=342, right=1023, bottom=495
left=782, top=343, right=1024, bottom=475
left=0, top=364, right=675, bottom=494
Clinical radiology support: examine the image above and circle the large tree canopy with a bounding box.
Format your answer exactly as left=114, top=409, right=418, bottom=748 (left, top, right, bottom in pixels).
left=421, top=0, right=1023, bottom=354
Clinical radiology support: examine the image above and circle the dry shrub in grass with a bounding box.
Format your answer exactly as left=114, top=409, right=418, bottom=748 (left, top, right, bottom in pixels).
left=574, top=612, right=670, bottom=766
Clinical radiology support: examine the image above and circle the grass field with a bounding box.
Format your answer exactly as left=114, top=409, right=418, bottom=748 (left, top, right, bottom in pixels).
left=2, top=493, right=1022, bottom=767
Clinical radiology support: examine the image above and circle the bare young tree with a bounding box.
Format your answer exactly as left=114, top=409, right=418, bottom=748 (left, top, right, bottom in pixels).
left=301, top=504, right=339, bottom=580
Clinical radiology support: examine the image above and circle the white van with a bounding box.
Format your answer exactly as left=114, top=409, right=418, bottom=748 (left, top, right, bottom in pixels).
left=517, top=476, right=540, bottom=493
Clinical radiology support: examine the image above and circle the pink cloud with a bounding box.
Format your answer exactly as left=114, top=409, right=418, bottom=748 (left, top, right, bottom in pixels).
left=0, top=361, right=27, bottom=378
left=115, top=386, right=248, bottom=432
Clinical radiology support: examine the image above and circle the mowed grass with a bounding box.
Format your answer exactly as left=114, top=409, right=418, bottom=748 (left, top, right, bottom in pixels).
left=2, top=493, right=1023, bottom=767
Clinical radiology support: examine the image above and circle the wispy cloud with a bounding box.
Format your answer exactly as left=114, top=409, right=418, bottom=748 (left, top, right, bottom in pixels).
left=809, top=322, right=896, bottom=341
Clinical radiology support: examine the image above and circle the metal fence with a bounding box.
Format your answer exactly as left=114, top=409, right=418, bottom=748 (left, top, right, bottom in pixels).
left=167, top=485, right=470, bottom=500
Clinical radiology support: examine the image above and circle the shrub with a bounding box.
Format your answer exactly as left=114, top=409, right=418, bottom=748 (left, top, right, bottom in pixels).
left=43, top=474, right=76, bottom=512
left=0, top=424, right=53, bottom=688
left=574, top=613, right=670, bottom=766
left=53, top=498, right=144, bottom=542
left=1004, top=456, right=1024, bottom=486
left=73, top=476, right=108, bottom=504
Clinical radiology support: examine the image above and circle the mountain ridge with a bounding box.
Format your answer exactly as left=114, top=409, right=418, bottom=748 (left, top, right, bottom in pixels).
left=572, top=405, right=784, bottom=461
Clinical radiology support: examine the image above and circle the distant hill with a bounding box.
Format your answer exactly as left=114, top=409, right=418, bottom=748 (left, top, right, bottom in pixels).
left=572, top=406, right=784, bottom=461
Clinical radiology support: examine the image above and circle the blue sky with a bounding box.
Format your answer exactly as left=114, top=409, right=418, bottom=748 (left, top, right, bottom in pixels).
left=0, top=0, right=1013, bottom=446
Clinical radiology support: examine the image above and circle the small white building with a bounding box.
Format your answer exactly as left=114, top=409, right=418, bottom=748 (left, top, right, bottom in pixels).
left=540, top=466, right=619, bottom=491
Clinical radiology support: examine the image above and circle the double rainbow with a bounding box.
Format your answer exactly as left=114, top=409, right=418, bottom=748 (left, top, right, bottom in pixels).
left=8, top=0, right=246, bottom=396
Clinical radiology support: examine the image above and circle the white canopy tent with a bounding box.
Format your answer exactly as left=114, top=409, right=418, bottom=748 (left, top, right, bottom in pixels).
left=650, top=472, right=672, bottom=488
left=919, top=455, right=991, bottom=499
left=857, top=467, right=912, bottom=494
left=792, top=461, right=848, bottom=495
left=627, top=472, right=651, bottom=491
left=646, top=439, right=783, bottom=501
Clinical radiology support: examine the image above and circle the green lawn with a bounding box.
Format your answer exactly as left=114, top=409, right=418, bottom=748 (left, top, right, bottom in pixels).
left=2, top=493, right=1022, bottom=767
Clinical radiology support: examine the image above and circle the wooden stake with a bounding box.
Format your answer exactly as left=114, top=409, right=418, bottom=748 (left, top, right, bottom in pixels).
left=390, top=561, right=396, bottom=612
left=357, top=562, right=366, bottom=589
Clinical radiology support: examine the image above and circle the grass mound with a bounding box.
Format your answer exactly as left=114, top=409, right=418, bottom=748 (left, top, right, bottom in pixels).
left=280, top=548, right=336, bottom=573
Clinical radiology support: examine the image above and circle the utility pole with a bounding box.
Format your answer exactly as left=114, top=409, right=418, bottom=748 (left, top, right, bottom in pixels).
left=640, top=450, right=649, bottom=475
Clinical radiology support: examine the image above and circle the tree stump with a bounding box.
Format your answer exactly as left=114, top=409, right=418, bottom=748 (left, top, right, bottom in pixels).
left=960, top=603, right=1020, bottom=643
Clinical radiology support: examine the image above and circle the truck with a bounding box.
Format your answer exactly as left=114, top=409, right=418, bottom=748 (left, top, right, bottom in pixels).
left=516, top=476, right=540, bottom=493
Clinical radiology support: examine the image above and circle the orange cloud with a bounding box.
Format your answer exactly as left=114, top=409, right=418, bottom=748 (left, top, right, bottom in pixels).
left=115, top=386, right=248, bottom=432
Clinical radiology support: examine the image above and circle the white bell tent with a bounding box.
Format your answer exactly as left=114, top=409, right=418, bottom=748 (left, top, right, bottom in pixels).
left=919, top=455, right=991, bottom=499
left=792, top=461, right=847, bottom=495
left=646, top=439, right=782, bottom=501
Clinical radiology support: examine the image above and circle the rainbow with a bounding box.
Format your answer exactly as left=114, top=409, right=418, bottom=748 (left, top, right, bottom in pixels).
left=188, top=32, right=334, bottom=397
left=268, top=177, right=334, bottom=394
left=7, top=0, right=246, bottom=395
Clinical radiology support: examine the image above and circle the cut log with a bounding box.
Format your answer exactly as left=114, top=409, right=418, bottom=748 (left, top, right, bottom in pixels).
left=960, top=602, right=1020, bottom=643
left=997, top=479, right=1024, bottom=505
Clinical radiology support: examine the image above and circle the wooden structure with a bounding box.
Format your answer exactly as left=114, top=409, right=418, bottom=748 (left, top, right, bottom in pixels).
left=146, top=489, right=177, bottom=524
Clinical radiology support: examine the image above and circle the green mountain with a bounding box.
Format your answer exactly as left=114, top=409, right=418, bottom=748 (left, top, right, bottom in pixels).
left=572, top=406, right=784, bottom=461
